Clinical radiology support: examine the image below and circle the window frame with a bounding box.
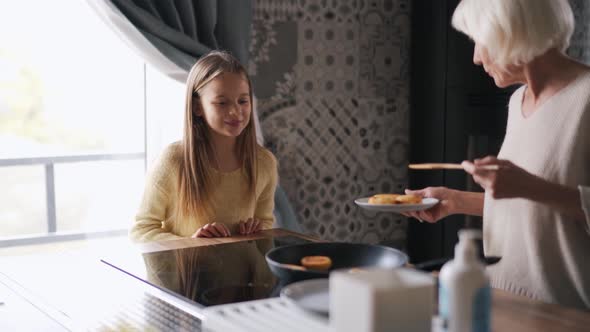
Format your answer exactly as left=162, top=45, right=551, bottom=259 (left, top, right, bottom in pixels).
left=0, top=65, right=148, bottom=248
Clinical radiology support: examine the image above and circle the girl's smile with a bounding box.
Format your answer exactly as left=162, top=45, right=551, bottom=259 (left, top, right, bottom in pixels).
left=196, top=72, right=252, bottom=139
left=224, top=119, right=243, bottom=127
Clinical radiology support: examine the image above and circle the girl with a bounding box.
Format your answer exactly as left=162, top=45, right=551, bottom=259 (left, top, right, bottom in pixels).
left=131, top=51, right=278, bottom=242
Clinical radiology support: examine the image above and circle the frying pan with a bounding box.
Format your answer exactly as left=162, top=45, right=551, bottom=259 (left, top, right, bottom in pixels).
left=265, top=242, right=501, bottom=283
left=265, top=242, right=408, bottom=283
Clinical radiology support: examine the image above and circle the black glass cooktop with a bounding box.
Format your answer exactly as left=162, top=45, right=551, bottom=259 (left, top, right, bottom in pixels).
left=102, top=236, right=311, bottom=308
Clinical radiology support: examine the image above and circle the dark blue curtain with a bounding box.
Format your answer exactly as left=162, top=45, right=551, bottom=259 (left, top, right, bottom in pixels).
left=109, top=0, right=252, bottom=70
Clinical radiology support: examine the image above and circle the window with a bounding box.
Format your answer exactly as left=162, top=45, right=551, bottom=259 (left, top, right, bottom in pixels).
left=0, top=0, right=147, bottom=242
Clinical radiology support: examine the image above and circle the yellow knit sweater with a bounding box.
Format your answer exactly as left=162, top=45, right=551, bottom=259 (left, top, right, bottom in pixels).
left=131, top=142, right=278, bottom=242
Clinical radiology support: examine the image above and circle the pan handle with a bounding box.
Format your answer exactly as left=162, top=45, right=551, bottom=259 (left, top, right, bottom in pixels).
left=412, top=256, right=501, bottom=272
left=412, top=258, right=450, bottom=272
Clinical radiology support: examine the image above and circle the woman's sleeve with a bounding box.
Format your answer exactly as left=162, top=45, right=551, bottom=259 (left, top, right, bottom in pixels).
left=254, top=154, right=278, bottom=230
left=578, top=185, right=590, bottom=233
left=130, top=153, right=184, bottom=243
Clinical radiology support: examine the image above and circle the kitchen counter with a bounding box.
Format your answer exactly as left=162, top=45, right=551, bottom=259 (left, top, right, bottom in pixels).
left=1, top=229, right=588, bottom=331
left=491, top=288, right=590, bottom=331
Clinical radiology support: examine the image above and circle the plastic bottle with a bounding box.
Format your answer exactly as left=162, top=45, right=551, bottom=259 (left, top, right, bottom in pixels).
left=438, top=229, right=490, bottom=332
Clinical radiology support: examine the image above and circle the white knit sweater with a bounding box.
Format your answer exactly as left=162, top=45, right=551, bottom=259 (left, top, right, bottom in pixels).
left=483, top=72, right=590, bottom=309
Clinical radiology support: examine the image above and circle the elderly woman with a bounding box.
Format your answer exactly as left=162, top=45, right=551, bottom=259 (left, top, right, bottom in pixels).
left=406, top=0, right=590, bottom=309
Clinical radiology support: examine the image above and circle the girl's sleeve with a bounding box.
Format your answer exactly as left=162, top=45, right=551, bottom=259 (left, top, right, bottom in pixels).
left=254, top=155, right=278, bottom=230
left=130, top=153, right=184, bottom=243
left=578, top=185, right=590, bottom=233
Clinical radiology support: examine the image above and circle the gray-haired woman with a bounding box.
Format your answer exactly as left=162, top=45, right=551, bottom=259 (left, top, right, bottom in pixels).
left=406, top=0, right=590, bottom=309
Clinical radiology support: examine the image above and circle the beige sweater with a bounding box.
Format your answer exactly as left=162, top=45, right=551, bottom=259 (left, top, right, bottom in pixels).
left=131, top=142, right=278, bottom=242
left=484, top=72, right=590, bottom=309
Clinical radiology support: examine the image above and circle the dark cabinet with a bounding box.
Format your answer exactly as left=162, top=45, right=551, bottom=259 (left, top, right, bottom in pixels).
left=407, top=0, right=513, bottom=263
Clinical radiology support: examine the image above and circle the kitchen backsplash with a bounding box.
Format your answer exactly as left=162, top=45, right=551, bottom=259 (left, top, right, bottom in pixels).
left=249, top=0, right=411, bottom=246
left=569, top=0, right=590, bottom=64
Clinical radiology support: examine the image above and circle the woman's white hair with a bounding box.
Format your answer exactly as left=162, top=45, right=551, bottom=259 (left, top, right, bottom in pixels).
left=452, top=0, right=574, bottom=67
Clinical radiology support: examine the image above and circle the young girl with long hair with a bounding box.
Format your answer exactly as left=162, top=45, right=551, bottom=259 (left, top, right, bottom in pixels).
left=131, top=51, right=278, bottom=241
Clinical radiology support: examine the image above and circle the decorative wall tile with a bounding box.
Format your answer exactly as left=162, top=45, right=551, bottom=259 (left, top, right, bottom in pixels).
left=296, top=22, right=359, bottom=99
left=297, top=0, right=360, bottom=23
left=249, top=21, right=298, bottom=97
left=569, top=0, right=590, bottom=64
left=358, top=0, right=410, bottom=98
left=254, top=0, right=299, bottom=22
left=251, top=0, right=411, bottom=246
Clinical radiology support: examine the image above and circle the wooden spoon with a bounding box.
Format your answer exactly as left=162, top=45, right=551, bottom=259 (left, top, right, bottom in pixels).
left=409, top=163, right=499, bottom=171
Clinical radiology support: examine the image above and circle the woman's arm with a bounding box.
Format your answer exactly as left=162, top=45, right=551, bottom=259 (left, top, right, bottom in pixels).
left=579, top=186, right=590, bottom=228
left=526, top=179, right=585, bottom=220
left=404, top=187, right=484, bottom=223
left=455, top=190, right=485, bottom=216
left=463, top=157, right=586, bottom=221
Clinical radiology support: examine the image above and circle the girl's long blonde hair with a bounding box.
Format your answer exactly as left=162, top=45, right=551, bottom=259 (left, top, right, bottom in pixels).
left=177, top=51, right=257, bottom=223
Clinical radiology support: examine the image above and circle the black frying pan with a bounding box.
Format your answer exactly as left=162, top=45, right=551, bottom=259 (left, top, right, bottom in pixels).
left=265, top=242, right=501, bottom=283
left=265, top=242, right=408, bottom=283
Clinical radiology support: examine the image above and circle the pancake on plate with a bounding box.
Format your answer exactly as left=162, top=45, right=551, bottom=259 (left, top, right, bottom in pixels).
left=368, top=193, right=422, bottom=205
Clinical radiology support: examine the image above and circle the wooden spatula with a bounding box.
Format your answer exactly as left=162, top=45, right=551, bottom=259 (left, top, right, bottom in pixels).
left=409, top=163, right=499, bottom=170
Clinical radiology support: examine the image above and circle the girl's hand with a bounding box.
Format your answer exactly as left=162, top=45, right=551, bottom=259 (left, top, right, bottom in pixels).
left=461, top=156, right=538, bottom=199
left=238, top=218, right=262, bottom=235
left=192, top=222, right=231, bottom=238
left=402, top=187, right=459, bottom=223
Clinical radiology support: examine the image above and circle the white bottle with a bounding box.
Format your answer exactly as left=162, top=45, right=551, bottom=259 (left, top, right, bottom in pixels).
left=438, top=229, right=490, bottom=332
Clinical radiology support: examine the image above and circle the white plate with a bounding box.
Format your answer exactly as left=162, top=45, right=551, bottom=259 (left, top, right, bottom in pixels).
left=280, top=279, right=329, bottom=315
left=354, top=197, right=439, bottom=213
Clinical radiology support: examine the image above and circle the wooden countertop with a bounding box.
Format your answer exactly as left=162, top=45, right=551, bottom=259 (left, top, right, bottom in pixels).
left=134, top=228, right=321, bottom=253
left=492, top=289, right=590, bottom=332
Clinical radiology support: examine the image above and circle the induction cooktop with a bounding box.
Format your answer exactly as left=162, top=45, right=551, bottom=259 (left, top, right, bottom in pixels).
left=102, top=235, right=312, bottom=308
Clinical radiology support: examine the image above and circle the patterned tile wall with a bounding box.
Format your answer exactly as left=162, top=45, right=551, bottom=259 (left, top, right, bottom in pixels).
left=249, top=0, right=411, bottom=247
left=569, top=0, right=590, bottom=64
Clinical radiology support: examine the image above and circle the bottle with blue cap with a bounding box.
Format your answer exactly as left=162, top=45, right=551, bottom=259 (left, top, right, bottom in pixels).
left=438, top=229, right=491, bottom=332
